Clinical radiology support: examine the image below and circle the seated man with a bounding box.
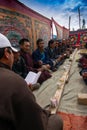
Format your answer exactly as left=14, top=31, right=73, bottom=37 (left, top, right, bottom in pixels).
left=80, top=68, right=87, bottom=85
left=12, top=44, right=27, bottom=78
left=65, top=39, right=73, bottom=55
left=45, top=39, right=64, bottom=70
left=19, top=38, right=52, bottom=84
left=79, top=43, right=87, bottom=85
left=79, top=54, right=87, bottom=85
left=0, top=33, right=63, bottom=130
left=60, top=39, right=70, bottom=59
left=78, top=55, right=87, bottom=68
left=78, top=43, right=87, bottom=68
left=12, top=44, right=40, bottom=91
left=32, top=38, right=53, bottom=71
left=55, top=40, right=66, bottom=65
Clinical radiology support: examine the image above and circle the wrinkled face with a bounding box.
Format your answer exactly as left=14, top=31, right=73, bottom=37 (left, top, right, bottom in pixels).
left=21, top=41, right=30, bottom=52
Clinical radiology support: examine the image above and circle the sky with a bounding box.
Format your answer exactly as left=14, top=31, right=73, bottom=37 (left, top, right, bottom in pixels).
left=18, top=0, right=87, bottom=34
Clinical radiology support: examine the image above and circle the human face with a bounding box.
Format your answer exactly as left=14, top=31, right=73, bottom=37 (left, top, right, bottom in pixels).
left=62, top=39, right=66, bottom=44
left=13, top=51, right=20, bottom=62
left=50, top=42, right=56, bottom=49
left=5, top=47, right=14, bottom=69
left=55, top=42, right=59, bottom=47
left=21, top=41, right=30, bottom=52
left=38, top=41, right=44, bottom=50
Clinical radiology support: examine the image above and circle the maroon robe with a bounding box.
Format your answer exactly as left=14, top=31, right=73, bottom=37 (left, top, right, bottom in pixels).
left=20, top=50, right=52, bottom=84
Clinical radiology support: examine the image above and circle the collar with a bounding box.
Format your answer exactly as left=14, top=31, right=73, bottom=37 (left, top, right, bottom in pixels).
left=0, top=62, right=10, bottom=70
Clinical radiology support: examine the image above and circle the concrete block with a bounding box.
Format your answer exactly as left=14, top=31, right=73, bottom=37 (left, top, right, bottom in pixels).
left=78, top=93, right=87, bottom=105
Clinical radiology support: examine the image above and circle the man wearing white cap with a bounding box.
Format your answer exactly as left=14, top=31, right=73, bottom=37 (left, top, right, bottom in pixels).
left=0, top=33, right=18, bottom=69
left=0, top=33, right=63, bottom=130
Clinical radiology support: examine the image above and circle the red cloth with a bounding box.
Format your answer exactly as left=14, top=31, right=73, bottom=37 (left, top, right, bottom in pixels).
left=79, top=56, right=87, bottom=68
left=58, top=111, right=87, bottom=130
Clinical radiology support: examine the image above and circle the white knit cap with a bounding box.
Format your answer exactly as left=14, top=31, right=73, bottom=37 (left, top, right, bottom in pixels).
left=0, top=33, right=18, bottom=52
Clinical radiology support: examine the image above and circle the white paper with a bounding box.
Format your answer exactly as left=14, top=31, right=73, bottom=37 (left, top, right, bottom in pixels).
left=25, top=71, right=41, bottom=84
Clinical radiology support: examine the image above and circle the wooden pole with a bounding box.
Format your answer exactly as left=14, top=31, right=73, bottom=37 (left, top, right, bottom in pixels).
left=51, top=17, right=53, bottom=39
left=69, top=16, right=71, bottom=31
left=78, top=7, right=81, bottom=29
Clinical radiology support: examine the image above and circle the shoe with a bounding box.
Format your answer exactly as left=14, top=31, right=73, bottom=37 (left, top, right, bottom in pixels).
left=31, top=83, right=40, bottom=91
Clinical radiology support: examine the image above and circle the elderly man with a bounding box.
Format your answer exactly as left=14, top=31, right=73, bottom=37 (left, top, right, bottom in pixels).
left=0, top=33, right=63, bottom=130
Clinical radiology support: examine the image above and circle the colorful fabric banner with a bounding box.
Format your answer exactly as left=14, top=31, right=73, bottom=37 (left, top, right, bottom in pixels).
left=69, top=30, right=87, bottom=47
left=0, top=0, right=52, bottom=50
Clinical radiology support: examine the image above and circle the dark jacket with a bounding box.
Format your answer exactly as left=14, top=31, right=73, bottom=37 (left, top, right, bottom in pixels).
left=32, top=48, right=53, bottom=68
left=20, top=49, right=37, bottom=72
left=12, top=56, right=27, bottom=78
left=45, top=47, right=56, bottom=60
left=55, top=47, right=61, bottom=57
left=0, top=62, right=50, bottom=130
left=20, top=50, right=52, bottom=84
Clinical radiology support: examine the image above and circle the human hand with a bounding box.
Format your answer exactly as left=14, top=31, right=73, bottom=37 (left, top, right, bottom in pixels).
left=38, top=60, right=43, bottom=66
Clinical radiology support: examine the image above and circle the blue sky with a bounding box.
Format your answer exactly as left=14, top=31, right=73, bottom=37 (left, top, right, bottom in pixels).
left=19, top=0, right=87, bottom=33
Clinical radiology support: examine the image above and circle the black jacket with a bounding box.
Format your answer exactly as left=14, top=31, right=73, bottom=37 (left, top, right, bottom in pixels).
left=12, top=56, right=27, bottom=78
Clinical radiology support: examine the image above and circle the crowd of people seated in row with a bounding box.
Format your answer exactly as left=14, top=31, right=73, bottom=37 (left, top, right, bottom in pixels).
left=78, top=43, right=87, bottom=85
left=0, top=33, right=63, bottom=130
left=12, top=38, right=73, bottom=91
